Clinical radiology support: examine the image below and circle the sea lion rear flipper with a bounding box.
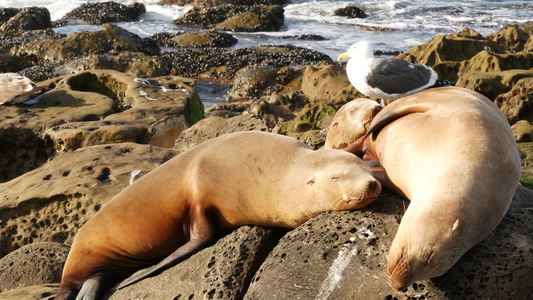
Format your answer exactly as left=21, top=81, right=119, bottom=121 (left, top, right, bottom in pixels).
left=364, top=102, right=431, bottom=139
left=117, top=211, right=216, bottom=289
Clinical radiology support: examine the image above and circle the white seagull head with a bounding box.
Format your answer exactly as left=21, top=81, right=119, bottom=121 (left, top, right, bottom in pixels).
left=338, top=41, right=375, bottom=61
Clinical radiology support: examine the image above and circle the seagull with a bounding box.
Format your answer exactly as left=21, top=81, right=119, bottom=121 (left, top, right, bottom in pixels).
left=0, top=73, right=46, bottom=105
left=338, top=42, right=453, bottom=105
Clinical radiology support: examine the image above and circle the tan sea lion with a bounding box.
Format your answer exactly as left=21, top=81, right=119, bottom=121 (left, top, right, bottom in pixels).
left=55, top=131, right=381, bottom=300
left=346, top=87, right=521, bottom=291
left=324, top=98, right=382, bottom=150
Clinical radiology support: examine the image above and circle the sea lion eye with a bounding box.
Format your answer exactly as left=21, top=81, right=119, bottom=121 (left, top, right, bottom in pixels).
left=332, top=122, right=338, bottom=128
left=331, top=176, right=339, bottom=182
left=307, top=179, right=315, bottom=186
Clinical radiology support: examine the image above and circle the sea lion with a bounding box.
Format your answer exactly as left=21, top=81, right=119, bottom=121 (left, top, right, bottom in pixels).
left=324, top=98, right=382, bottom=150
left=55, top=131, right=381, bottom=300
left=346, top=87, right=521, bottom=291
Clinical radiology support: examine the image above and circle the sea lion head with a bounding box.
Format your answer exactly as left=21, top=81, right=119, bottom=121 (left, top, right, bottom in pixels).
left=325, top=98, right=382, bottom=150
left=387, top=200, right=464, bottom=291
left=298, top=149, right=381, bottom=211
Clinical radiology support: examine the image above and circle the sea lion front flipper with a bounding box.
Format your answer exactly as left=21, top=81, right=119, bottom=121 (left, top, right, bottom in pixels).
left=117, top=210, right=216, bottom=289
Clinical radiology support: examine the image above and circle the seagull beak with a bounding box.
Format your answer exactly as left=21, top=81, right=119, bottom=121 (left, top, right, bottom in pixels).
left=338, top=52, right=350, bottom=61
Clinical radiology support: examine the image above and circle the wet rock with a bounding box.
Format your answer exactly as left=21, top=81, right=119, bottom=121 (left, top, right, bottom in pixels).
left=333, top=5, right=368, bottom=18
left=487, top=25, right=530, bottom=52
left=54, top=1, right=146, bottom=26
left=54, top=52, right=170, bottom=78
left=11, top=23, right=159, bottom=65
left=174, top=114, right=268, bottom=151
left=17, top=65, right=56, bottom=82
left=279, top=34, right=327, bottom=40
left=0, top=8, right=20, bottom=24
left=174, top=5, right=284, bottom=32
left=215, top=5, right=284, bottom=32
left=168, top=30, right=237, bottom=48
left=109, top=225, right=284, bottom=299
left=0, top=7, right=51, bottom=36
left=495, top=77, right=533, bottom=124
left=0, top=143, right=179, bottom=258
left=0, top=243, right=69, bottom=292
left=456, top=70, right=533, bottom=101
left=227, top=65, right=278, bottom=102
left=163, top=44, right=332, bottom=83
left=157, top=0, right=285, bottom=6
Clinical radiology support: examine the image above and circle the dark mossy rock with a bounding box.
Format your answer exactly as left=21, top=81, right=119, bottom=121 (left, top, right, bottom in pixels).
left=227, top=65, right=279, bottom=102
left=11, top=23, right=160, bottom=65
left=487, top=25, right=530, bottom=53
left=17, top=65, right=56, bottom=82
left=0, top=8, right=20, bottom=24
left=163, top=44, right=332, bottom=83
left=158, top=0, right=285, bottom=7
left=278, top=103, right=340, bottom=139
left=169, top=30, right=237, bottom=48
left=54, top=1, right=146, bottom=26
left=495, top=77, right=533, bottom=124
left=333, top=5, right=368, bottom=18
left=0, top=7, right=51, bottom=36
left=174, top=4, right=284, bottom=32
left=301, top=64, right=362, bottom=104
left=279, top=34, right=327, bottom=41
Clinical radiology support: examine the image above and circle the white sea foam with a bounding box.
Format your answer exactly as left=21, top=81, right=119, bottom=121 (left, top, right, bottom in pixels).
left=1, top=0, right=531, bottom=58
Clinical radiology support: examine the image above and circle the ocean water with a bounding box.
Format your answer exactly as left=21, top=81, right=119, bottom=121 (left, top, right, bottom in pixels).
left=1, top=0, right=532, bottom=60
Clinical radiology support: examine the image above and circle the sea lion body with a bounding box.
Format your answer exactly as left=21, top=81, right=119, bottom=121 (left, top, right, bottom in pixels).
left=56, top=131, right=381, bottom=299
left=324, top=98, right=382, bottom=150
left=354, top=87, right=521, bottom=290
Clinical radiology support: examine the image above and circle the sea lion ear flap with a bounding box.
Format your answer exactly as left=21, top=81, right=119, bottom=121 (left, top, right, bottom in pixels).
left=364, top=102, right=432, bottom=139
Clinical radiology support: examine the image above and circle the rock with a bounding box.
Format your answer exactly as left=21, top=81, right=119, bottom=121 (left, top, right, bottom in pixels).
left=495, top=77, right=533, bottom=124
left=0, top=70, right=201, bottom=182
left=54, top=52, right=170, bottom=78
left=0, top=8, right=20, bottom=24
left=525, top=35, right=533, bottom=52
left=512, top=120, right=533, bottom=142
left=245, top=186, right=533, bottom=299
left=301, top=64, right=361, bottom=104
left=215, top=5, right=284, bottom=32
left=17, top=65, right=56, bottom=82
left=397, top=29, right=503, bottom=67
left=333, top=5, right=368, bottom=18
left=227, top=65, right=278, bottom=102
left=278, top=34, right=327, bottom=40
left=455, top=70, right=533, bottom=100
left=463, top=50, right=533, bottom=74
left=173, top=114, right=268, bottom=151
left=157, top=0, right=286, bottom=6
left=0, top=284, right=57, bottom=300
left=54, top=1, right=146, bottom=26
left=278, top=102, right=339, bottom=139
left=0, top=7, right=51, bottom=36
left=0, top=243, right=69, bottom=292
left=487, top=25, right=530, bottom=52
left=109, top=226, right=285, bottom=299
left=163, top=44, right=332, bottom=83
left=174, top=5, right=284, bottom=32
left=169, top=30, right=238, bottom=48
left=0, top=143, right=179, bottom=258
left=11, top=23, right=159, bottom=65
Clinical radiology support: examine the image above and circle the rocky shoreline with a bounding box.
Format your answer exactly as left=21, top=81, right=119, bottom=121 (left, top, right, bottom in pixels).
left=0, top=1, right=532, bottom=299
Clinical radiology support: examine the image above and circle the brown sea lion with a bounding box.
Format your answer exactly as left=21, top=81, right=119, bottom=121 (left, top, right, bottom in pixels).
left=55, top=131, right=381, bottom=299
left=324, top=98, right=382, bottom=150
left=345, top=87, right=521, bottom=291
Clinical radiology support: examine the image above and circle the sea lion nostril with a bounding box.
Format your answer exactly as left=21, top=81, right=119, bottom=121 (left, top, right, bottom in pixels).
left=369, top=180, right=377, bottom=190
